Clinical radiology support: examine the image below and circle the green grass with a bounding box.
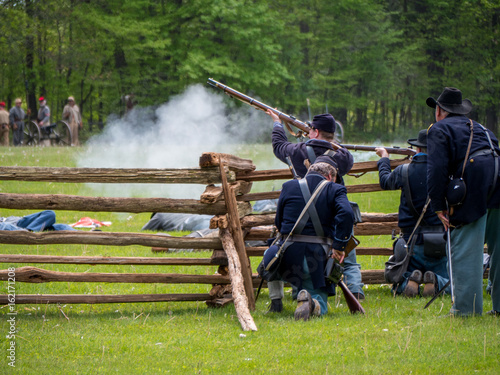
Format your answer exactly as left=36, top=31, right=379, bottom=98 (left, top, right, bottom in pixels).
left=1, top=146, right=499, bottom=374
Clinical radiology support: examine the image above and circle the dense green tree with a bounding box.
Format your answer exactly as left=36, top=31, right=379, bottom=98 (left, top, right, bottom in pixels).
left=0, top=0, right=498, bottom=140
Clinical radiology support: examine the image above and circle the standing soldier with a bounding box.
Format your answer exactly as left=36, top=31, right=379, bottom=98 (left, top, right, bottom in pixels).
left=9, top=98, right=28, bottom=146
left=375, top=130, right=449, bottom=298
left=37, top=96, right=50, bottom=127
left=62, top=96, right=82, bottom=146
left=0, top=102, right=10, bottom=146
left=426, top=87, right=500, bottom=316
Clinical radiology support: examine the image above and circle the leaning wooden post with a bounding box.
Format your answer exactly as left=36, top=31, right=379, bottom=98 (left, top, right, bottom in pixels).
left=218, top=157, right=256, bottom=311
left=219, top=226, right=257, bottom=331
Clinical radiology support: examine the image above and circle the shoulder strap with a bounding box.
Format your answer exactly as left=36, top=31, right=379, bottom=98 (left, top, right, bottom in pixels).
left=323, top=149, right=337, bottom=158
left=407, top=197, right=431, bottom=246
left=297, top=179, right=325, bottom=237
left=460, top=119, right=474, bottom=178
left=306, top=145, right=316, bottom=164
left=276, top=179, right=329, bottom=260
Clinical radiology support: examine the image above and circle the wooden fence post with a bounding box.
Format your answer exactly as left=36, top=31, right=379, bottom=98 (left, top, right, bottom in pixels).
left=219, top=227, right=257, bottom=331
left=218, top=157, right=256, bottom=311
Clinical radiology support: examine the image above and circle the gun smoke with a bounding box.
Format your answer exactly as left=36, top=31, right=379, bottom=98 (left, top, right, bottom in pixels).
left=77, top=84, right=283, bottom=199
left=77, top=84, right=388, bottom=200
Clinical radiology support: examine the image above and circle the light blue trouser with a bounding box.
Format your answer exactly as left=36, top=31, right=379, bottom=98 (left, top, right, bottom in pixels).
left=268, top=280, right=284, bottom=300
left=395, top=243, right=450, bottom=295
left=342, top=249, right=364, bottom=296
left=302, top=258, right=328, bottom=315
left=449, top=209, right=500, bottom=316
left=16, top=210, right=57, bottom=232
left=12, top=211, right=76, bottom=232
left=485, top=209, right=500, bottom=313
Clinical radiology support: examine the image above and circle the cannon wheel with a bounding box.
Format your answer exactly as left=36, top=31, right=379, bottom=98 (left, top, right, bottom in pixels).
left=24, top=121, right=41, bottom=146
left=53, top=121, right=72, bottom=146
left=335, top=120, right=344, bottom=143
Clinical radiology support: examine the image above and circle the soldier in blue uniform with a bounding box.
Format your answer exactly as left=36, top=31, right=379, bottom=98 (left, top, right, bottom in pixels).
left=376, top=130, right=449, bottom=297
left=265, top=110, right=364, bottom=314
left=426, top=87, right=500, bottom=316
left=275, top=156, right=354, bottom=320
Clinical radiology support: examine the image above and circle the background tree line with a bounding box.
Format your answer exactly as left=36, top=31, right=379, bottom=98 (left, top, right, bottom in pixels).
left=0, top=0, right=499, bottom=141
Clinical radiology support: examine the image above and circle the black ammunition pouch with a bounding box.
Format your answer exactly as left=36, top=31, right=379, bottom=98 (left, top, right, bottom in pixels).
left=446, top=177, right=466, bottom=207
left=349, top=201, right=362, bottom=224
left=422, top=226, right=446, bottom=259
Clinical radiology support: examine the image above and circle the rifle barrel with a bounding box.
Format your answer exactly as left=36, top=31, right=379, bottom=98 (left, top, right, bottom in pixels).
left=340, top=144, right=416, bottom=156
left=207, top=78, right=310, bottom=134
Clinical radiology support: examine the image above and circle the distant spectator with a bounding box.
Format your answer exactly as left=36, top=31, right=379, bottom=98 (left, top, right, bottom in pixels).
left=62, top=96, right=82, bottom=146
left=37, top=96, right=50, bottom=127
left=0, top=102, right=9, bottom=146
left=123, top=93, right=136, bottom=114
left=9, top=98, right=29, bottom=146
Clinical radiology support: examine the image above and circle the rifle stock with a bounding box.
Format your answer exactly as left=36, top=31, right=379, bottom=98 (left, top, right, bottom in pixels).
left=208, top=78, right=415, bottom=157
left=338, top=280, right=365, bottom=314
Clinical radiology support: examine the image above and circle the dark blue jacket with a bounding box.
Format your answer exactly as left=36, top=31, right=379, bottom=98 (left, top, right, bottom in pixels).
left=272, top=123, right=353, bottom=179
left=427, top=114, right=500, bottom=226
left=378, top=154, right=441, bottom=240
left=275, top=172, right=354, bottom=292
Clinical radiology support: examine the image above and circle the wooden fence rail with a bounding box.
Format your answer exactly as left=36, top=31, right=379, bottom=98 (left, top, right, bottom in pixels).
left=0, top=193, right=251, bottom=215
left=0, top=231, right=223, bottom=249
left=0, top=266, right=230, bottom=284
left=0, top=254, right=226, bottom=266
left=0, top=166, right=233, bottom=184
left=0, top=154, right=413, bottom=330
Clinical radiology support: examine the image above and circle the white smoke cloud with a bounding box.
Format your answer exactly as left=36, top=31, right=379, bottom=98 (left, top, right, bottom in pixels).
left=77, top=84, right=397, bottom=200
left=78, top=84, right=282, bottom=199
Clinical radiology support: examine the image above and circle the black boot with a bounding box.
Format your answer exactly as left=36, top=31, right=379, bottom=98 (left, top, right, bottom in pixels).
left=267, top=299, right=283, bottom=313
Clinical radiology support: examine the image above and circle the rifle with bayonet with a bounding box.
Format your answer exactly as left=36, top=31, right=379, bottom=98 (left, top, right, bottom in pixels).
left=207, top=78, right=416, bottom=157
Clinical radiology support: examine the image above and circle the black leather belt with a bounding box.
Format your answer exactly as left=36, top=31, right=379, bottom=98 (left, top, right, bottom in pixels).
left=403, top=225, right=443, bottom=235
left=287, top=234, right=333, bottom=246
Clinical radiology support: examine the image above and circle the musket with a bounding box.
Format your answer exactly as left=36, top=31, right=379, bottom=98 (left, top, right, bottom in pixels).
left=207, top=78, right=415, bottom=156
left=338, top=279, right=365, bottom=314
left=342, top=144, right=416, bottom=156
left=208, top=78, right=311, bottom=138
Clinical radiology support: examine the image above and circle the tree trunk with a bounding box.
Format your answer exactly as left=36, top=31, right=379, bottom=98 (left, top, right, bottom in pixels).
left=25, top=0, right=37, bottom=118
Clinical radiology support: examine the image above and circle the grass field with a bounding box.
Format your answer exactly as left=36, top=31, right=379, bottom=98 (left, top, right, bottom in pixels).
left=0, top=146, right=498, bottom=374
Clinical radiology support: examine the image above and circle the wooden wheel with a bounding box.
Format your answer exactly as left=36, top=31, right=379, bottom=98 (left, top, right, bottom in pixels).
left=335, top=120, right=344, bottom=143
left=24, top=121, right=41, bottom=146
left=53, top=121, right=72, bottom=146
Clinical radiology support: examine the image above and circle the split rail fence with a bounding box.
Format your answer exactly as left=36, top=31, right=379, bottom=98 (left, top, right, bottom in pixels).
left=0, top=152, right=412, bottom=330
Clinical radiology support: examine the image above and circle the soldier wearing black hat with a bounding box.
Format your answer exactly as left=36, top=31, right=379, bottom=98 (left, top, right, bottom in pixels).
left=376, top=130, right=449, bottom=298
left=264, top=110, right=364, bottom=313
left=426, top=87, right=500, bottom=316
left=268, top=111, right=353, bottom=180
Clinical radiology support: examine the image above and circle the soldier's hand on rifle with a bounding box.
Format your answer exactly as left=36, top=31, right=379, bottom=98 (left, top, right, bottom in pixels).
left=266, top=109, right=280, bottom=123
left=375, top=147, right=389, bottom=158
left=436, top=210, right=450, bottom=231
left=333, top=249, right=345, bottom=264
